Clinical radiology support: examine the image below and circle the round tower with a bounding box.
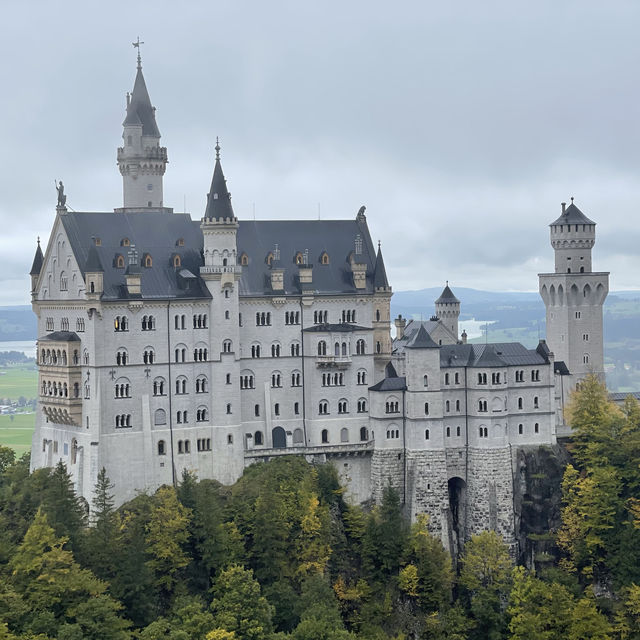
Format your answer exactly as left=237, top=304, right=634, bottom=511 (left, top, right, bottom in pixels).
left=117, top=50, right=168, bottom=210
left=435, top=283, right=460, bottom=340
left=539, top=200, right=609, bottom=388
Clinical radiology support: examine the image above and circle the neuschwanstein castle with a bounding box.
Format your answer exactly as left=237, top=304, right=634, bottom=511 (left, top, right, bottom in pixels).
left=29, top=54, right=609, bottom=553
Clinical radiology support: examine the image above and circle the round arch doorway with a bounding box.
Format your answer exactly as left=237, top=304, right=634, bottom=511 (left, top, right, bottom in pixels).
left=272, top=426, right=286, bottom=449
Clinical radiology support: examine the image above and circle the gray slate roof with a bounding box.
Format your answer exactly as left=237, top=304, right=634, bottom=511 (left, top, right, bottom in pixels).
left=84, top=245, right=103, bottom=272
left=550, top=203, right=595, bottom=226
left=303, top=323, right=371, bottom=333
left=38, top=331, right=81, bottom=342
left=438, top=342, right=550, bottom=368
left=204, top=153, right=235, bottom=220
left=405, top=324, right=439, bottom=349
left=373, top=245, right=390, bottom=289
left=610, top=391, right=640, bottom=402
left=58, top=209, right=378, bottom=301
left=123, top=66, right=161, bottom=137
left=435, top=284, right=459, bottom=304
left=30, top=241, right=44, bottom=275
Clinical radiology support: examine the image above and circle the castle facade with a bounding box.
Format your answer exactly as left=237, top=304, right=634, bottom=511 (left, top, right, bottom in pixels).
left=29, top=57, right=608, bottom=553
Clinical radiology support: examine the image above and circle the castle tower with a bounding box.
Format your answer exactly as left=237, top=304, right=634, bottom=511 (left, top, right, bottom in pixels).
left=539, top=200, right=609, bottom=388
left=117, top=49, right=168, bottom=210
left=372, top=242, right=393, bottom=379
left=199, top=141, right=245, bottom=483
left=435, top=283, right=460, bottom=340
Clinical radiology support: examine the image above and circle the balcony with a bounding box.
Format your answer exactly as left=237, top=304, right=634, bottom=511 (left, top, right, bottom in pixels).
left=245, top=441, right=373, bottom=459
left=316, top=355, right=352, bottom=369
left=199, top=265, right=242, bottom=275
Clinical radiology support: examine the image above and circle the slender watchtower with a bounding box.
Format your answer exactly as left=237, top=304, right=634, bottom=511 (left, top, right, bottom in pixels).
left=435, top=282, right=460, bottom=340
left=539, top=200, right=609, bottom=389
left=117, top=43, right=168, bottom=210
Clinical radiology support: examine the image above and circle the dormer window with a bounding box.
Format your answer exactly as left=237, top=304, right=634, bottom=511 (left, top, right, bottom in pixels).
left=143, top=254, right=152, bottom=268
left=115, top=254, right=125, bottom=268
left=176, top=238, right=185, bottom=247
left=295, top=252, right=304, bottom=265
left=120, top=238, right=130, bottom=247
left=173, top=255, right=181, bottom=268
left=320, top=251, right=329, bottom=265
left=240, top=253, right=249, bottom=266
left=266, top=252, right=274, bottom=266
left=94, top=237, right=101, bottom=246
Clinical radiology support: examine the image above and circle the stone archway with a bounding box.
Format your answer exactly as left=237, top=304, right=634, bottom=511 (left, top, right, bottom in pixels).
left=272, top=426, right=286, bottom=449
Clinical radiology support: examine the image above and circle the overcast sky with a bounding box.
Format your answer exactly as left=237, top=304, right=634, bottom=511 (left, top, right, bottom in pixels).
left=1, top=0, right=639, bottom=306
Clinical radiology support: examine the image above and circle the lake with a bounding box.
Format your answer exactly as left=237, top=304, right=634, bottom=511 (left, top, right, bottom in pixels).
left=0, top=341, right=37, bottom=358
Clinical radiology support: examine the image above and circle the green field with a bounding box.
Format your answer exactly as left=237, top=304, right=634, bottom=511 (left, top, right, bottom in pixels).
left=0, top=364, right=38, bottom=402
left=0, top=413, right=35, bottom=456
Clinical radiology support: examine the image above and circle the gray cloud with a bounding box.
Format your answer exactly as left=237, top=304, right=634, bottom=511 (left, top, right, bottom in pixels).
left=1, top=0, right=639, bottom=305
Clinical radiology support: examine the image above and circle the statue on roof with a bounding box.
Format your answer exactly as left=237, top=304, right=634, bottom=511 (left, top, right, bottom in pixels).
left=55, top=180, right=66, bottom=208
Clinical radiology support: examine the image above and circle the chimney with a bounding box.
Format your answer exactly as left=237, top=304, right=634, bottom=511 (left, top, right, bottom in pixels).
left=561, top=202, right=566, bottom=214
left=394, top=314, right=406, bottom=339
left=270, top=268, right=285, bottom=291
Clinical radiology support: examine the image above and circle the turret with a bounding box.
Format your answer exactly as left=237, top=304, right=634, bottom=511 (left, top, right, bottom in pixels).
left=435, top=282, right=460, bottom=340
left=84, top=243, right=104, bottom=299
left=117, top=50, right=168, bottom=210
left=30, top=238, right=44, bottom=293
left=372, top=242, right=392, bottom=378
left=549, top=199, right=596, bottom=273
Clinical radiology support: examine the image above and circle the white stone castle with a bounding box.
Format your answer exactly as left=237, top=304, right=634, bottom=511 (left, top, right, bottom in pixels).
left=29, top=55, right=609, bottom=552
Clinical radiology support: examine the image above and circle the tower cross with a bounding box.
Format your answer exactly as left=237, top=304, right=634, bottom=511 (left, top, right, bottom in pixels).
left=132, top=37, right=144, bottom=69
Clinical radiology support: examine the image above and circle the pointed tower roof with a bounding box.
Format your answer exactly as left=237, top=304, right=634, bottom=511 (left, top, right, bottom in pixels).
left=435, top=282, right=459, bottom=304
left=550, top=201, right=595, bottom=226
left=84, top=245, right=104, bottom=273
left=204, top=140, right=235, bottom=220
left=373, top=242, right=390, bottom=289
left=123, top=56, right=160, bottom=137
left=29, top=238, right=44, bottom=275
left=405, top=324, right=439, bottom=349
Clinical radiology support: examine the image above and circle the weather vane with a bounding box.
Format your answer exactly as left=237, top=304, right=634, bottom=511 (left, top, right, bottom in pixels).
left=132, top=37, right=144, bottom=68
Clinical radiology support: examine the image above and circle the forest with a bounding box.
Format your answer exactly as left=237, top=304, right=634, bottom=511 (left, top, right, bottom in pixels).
left=0, top=377, right=638, bottom=639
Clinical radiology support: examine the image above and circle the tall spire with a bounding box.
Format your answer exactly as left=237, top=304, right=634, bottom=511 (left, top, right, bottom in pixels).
left=204, top=139, right=235, bottom=220
left=30, top=238, right=44, bottom=276
left=123, top=59, right=160, bottom=137
left=373, top=242, right=390, bottom=290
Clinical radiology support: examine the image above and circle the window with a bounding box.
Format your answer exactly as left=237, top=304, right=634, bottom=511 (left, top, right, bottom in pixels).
left=116, top=349, right=128, bottom=366
left=255, top=312, right=271, bottom=326
left=114, top=380, right=131, bottom=398
left=175, top=377, right=187, bottom=395
left=293, top=427, right=303, bottom=443
left=240, top=374, right=254, bottom=390
left=340, top=427, right=348, bottom=442
left=518, top=423, right=523, bottom=435
left=446, top=426, right=451, bottom=437
left=295, top=252, right=304, bottom=265
left=294, top=402, right=299, bottom=415
left=240, top=253, right=249, bottom=266
left=357, top=398, right=367, bottom=413
left=454, top=372, right=460, bottom=384
left=226, top=403, right=232, bottom=414
left=445, top=373, right=450, bottom=385
left=425, top=429, right=430, bottom=440
left=174, top=347, right=186, bottom=363
left=196, top=376, right=208, bottom=393
left=360, top=426, right=369, bottom=441
left=575, top=311, right=581, bottom=319
left=251, top=344, right=261, bottom=358
left=197, top=438, right=212, bottom=452
left=158, top=440, right=166, bottom=455
left=445, top=400, right=450, bottom=413
left=385, top=399, right=400, bottom=413
left=424, top=402, right=429, bottom=415
left=357, top=369, right=367, bottom=385
left=533, top=396, right=539, bottom=409
left=196, top=407, right=208, bottom=422
left=266, top=252, right=273, bottom=266
left=479, top=427, right=488, bottom=438
left=154, top=408, right=166, bottom=425
left=193, top=314, right=208, bottom=328
left=173, top=255, right=181, bottom=268
left=478, top=400, right=488, bottom=412
left=114, top=316, right=128, bottom=332
left=338, top=400, right=348, bottom=414
left=254, top=404, right=260, bottom=417
left=321, top=252, right=330, bottom=265
left=120, top=237, right=130, bottom=247
left=477, top=373, right=487, bottom=385
left=143, top=254, right=152, bottom=268
left=583, top=333, right=589, bottom=341
left=76, top=318, right=85, bottom=332
left=313, top=310, right=328, bottom=324
left=376, top=341, right=381, bottom=354
left=285, top=311, right=300, bottom=325
left=456, top=426, right=461, bottom=436
left=492, top=372, right=501, bottom=384
left=534, top=422, right=539, bottom=434
left=290, top=342, right=301, bottom=357
left=116, top=255, right=125, bottom=268
left=271, top=343, right=281, bottom=357
left=254, top=431, right=264, bottom=446
left=319, top=401, right=329, bottom=415
left=515, top=370, right=524, bottom=382
left=531, top=369, right=540, bottom=382
left=222, top=340, right=232, bottom=354
left=153, top=378, right=165, bottom=396
left=226, top=373, right=231, bottom=384
left=583, top=354, right=590, bottom=364
left=143, top=348, right=155, bottom=364
left=46, top=317, right=54, bottom=331
left=518, top=397, right=523, bottom=410
left=291, top=371, right=301, bottom=387
left=271, top=372, right=282, bottom=388
left=274, top=403, right=280, bottom=416
left=142, top=315, right=155, bottom=331
left=60, top=317, right=69, bottom=331
left=321, top=429, right=329, bottom=443
left=386, top=428, right=400, bottom=439
left=317, top=341, right=327, bottom=356
left=455, top=400, right=460, bottom=411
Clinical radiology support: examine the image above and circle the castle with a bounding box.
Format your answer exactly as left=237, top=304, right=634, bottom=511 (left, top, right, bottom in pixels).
left=29, top=55, right=609, bottom=553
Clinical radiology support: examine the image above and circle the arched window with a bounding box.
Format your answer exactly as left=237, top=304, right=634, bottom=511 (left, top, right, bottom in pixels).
left=197, top=407, right=208, bottom=422
left=424, top=402, right=429, bottom=415
left=320, top=252, right=329, bottom=265
left=293, top=428, right=304, bottom=444
left=376, top=309, right=381, bottom=322
left=154, top=409, right=166, bottom=425
left=158, top=440, right=166, bottom=455
left=518, top=397, right=523, bottom=409
left=223, top=340, right=232, bottom=353
left=357, top=398, right=367, bottom=413
left=425, top=429, right=430, bottom=440
left=116, top=255, right=125, bottom=268
left=360, top=426, right=368, bottom=441
left=518, top=423, right=523, bottom=435
left=144, top=254, right=152, bottom=267
left=317, top=341, right=327, bottom=356
left=319, top=401, right=329, bottom=415
left=153, top=378, right=165, bottom=396
left=173, top=255, right=181, bottom=268
left=295, top=252, right=304, bottom=265
left=254, top=431, right=264, bottom=446
left=120, top=237, right=130, bottom=247
left=376, top=341, right=381, bottom=354
left=240, top=253, right=249, bottom=266
left=321, top=429, right=329, bottom=443
left=340, top=428, right=349, bottom=442
left=356, top=339, right=366, bottom=355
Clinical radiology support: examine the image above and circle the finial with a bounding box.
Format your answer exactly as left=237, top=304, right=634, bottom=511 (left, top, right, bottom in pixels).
left=378, top=240, right=381, bottom=250
left=571, top=196, right=574, bottom=204
left=215, top=137, right=221, bottom=160
left=446, top=280, right=448, bottom=286
left=132, top=37, right=144, bottom=70
left=37, top=236, right=40, bottom=246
